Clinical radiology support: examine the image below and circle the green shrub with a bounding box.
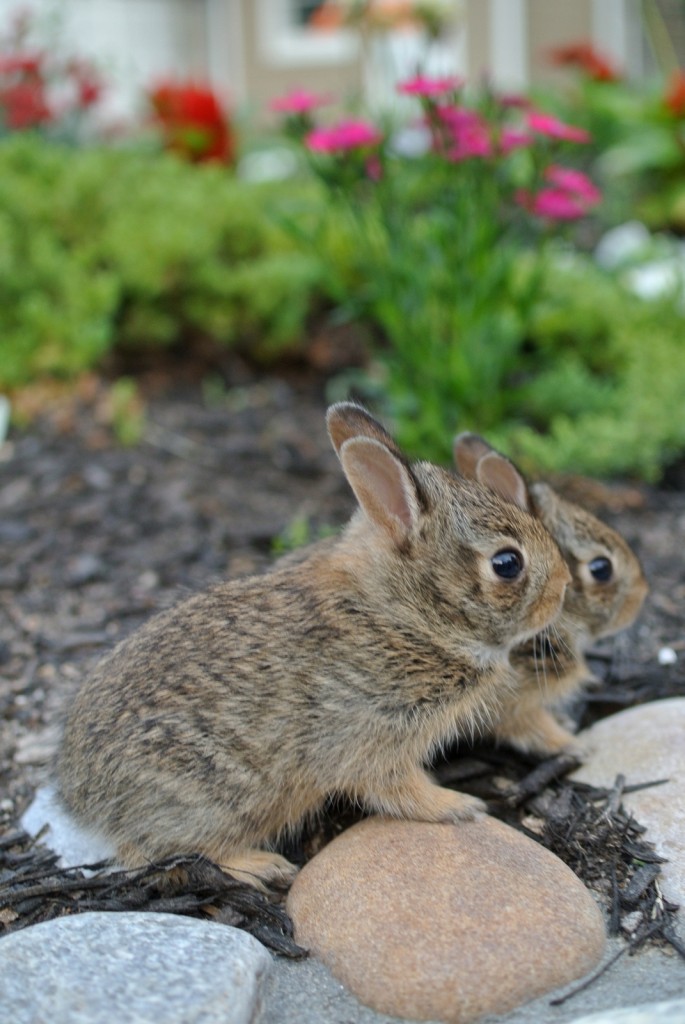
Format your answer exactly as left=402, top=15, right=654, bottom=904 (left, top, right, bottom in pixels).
left=496, top=254, right=685, bottom=480
left=0, top=135, right=322, bottom=389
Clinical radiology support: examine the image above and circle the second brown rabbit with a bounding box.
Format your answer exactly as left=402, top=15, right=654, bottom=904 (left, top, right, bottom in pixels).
left=57, top=403, right=570, bottom=889
left=454, top=433, right=648, bottom=755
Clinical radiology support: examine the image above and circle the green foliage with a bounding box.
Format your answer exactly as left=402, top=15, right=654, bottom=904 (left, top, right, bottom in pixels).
left=271, top=514, right=337, bottom=555
left=0, top=135, right=322, bottom=389
left=107, top=377, right=146, bottom=446
left=357, top=248, right=685, bottom=481
left=489, top=255, right=685, bottom=480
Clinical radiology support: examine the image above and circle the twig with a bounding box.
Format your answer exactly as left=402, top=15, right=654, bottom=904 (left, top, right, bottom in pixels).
left=550, top=946, right=627, bottom=1006
left=502, top=752, right=581, bottom=807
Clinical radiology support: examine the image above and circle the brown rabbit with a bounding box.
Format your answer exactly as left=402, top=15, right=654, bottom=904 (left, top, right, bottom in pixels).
left=57, top=403, right=570, bottom=889
left=453, top=433, right=648, bottom=755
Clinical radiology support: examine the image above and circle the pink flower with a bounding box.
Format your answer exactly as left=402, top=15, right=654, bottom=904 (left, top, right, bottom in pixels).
left=397, top=75, right=463, bottom=98
left=499, top=128, right=533, bottom=154
left=545, top=164, right=601, bottom=204
left=448, top=121, right=492, bottom=161
left=306, top=119, right=383, bottom=154
left=499, top=93, right=532, bottom=110
left=435, top=105, right=480, bottom=129
left=517, top=164, right=601, bottom=220
left=526, top=188, right=589, bottom=220
left=269, top=88, right=331, bottom=115
left=527, top=110, right=590, bottom=143
left=433, top=106, right=492, bottom=160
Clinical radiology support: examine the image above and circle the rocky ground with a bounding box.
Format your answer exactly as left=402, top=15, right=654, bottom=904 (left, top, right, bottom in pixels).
left=1, top=357, right=684, bottom=954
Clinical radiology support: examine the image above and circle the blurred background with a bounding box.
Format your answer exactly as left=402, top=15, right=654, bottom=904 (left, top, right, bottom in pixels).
left=1, top=0, right=685, bottom=481
left=0, top=0, right=680, bottom=120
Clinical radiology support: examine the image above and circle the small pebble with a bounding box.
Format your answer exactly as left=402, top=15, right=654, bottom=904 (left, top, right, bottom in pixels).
left=658, top=647, right=678, bottom=666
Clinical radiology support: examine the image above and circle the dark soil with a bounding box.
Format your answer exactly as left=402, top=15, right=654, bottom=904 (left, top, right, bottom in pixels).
left=1, top=358, right=685, bottom=960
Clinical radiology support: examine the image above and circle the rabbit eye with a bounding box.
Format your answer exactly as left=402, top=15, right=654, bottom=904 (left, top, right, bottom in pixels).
left=589, top=556, right=613, bottom=582
left=491, top=549, right=523, bottom=580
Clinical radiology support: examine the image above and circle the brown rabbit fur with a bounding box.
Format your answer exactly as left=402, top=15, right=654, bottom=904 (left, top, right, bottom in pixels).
left=57, top=403, right=570, bottom=889
left=453, top=433, right=648, bottom=755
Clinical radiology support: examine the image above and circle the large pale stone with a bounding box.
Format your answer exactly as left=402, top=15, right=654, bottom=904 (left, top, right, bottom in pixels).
left=0, top=911, right=272, bottom=1024
left=568, top=999, right=685, bottom=1024
left=575, top=698, right=685, bottom=905
left=287, top=816, right=606, bottom=1024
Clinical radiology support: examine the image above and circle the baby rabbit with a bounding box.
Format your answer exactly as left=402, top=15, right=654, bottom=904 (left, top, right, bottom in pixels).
left=57, top=403, right=570, bottom=889
left=453, top=433, right=648, bottom=756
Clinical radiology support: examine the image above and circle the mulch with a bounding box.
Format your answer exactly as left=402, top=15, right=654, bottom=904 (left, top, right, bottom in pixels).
left=1, top=358, right=684, bottom=983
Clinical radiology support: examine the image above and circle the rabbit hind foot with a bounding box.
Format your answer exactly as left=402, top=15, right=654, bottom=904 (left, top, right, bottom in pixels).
left=116, top=840, right=299, bottom=893
left=217, top=849, right=300, bottom=892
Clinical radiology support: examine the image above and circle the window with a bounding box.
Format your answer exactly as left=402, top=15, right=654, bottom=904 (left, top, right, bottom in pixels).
left=256, top=0, right=358, bottom=66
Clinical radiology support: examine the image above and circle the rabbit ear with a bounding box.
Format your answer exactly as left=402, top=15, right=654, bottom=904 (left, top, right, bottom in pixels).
left=529, top=482, right=559, bottom=520
left=476, top=451, right=531, bottom=512
left=327, top=402, right=403, bottom=459
left=339, top=436, right=420, bottom=545
left=453, top=433, right=496, bottom=478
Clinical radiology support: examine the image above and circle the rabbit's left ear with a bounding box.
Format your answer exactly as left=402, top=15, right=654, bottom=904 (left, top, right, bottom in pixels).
left=327, top=402, right=404, bottom=459
left=339, top=436, right=420, bottom=546
left=476, top=452, right=531, bottom=513
left=452, top=432, right=495, bottom=478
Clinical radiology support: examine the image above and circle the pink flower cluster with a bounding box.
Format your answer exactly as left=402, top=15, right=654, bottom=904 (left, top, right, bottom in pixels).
left=269, top=88, right=331, bottom=116
left=397, top=74, right=463, bottom=98
left=268, top=76, right=601, bottom=222
left=306, top=118, right=383, bottom=154
left=430, top=99, right=589, bottom=163
left=518, top=165, right=601, bottom=220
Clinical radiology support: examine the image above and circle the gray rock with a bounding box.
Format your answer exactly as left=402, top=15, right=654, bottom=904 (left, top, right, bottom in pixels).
left=0, top=911, right=272, bottom=1024
left=257, top=939, right=685, bottom=1024
left=567, top=999, right=685, bottom=1024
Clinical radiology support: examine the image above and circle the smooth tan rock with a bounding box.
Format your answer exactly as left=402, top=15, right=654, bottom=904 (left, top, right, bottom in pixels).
left=287, top=816, right=606, bottom=1024
left=575, top=697, right=685, bottom=905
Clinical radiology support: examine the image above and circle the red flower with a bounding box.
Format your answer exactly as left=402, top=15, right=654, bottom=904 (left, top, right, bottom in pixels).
left=549, top=40, right=621, bottom=82
left=0, top=52, right=42, bottom=76
left=664, top=70, right=685, bottom=119
left=149, top=81, right=234, bottom=163
left=0, top=80, right=51, bottom=129
left=67, top=59, right=104, bottom=109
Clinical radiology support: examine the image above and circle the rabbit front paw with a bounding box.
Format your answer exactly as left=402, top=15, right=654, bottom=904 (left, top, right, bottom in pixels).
left=364, top=770, right=487, bottom=825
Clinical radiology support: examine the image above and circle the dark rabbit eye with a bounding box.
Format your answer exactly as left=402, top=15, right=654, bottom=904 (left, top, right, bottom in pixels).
left=589, top=556, right=613, bottom=582
left=491, top=549, right=523, bottom=580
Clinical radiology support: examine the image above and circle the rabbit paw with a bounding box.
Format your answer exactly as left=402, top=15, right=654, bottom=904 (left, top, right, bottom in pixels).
left=441, top=790, right=487, bottom=823
left=223, top=850, right=299, bottom=890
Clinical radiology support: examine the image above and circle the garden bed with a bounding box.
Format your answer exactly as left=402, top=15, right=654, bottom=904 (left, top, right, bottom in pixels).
left=1, top=357, right=684, bottom=967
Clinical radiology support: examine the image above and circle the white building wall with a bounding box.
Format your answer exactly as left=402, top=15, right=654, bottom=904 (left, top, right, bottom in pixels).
left=0, top=0, right=215, bottom=120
